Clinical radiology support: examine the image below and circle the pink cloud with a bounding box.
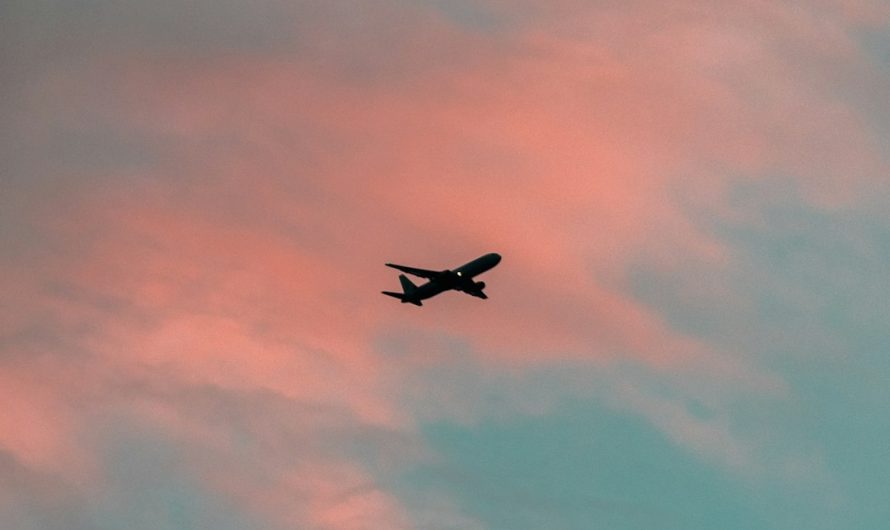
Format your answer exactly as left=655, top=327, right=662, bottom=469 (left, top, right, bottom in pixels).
left=3, top=0, right=888, bottom=526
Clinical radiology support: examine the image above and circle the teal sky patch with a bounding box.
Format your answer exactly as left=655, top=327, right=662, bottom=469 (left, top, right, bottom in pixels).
left=627, top=178, right=890, bottom=529
left=405, top=402, right=767, bottom=530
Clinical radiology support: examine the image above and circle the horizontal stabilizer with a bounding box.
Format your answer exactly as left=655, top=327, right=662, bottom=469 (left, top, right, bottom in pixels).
left=381, top=291, right=422, bottom=306
left=381, top=291, right=404, bottom=301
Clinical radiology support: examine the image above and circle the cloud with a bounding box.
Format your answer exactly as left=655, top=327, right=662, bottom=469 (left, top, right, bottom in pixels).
left=3, top=0, right=889, bottom=528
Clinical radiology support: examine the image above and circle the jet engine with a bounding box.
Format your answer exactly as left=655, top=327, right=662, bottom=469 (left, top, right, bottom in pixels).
left=474, top=281, right=486, bottom=290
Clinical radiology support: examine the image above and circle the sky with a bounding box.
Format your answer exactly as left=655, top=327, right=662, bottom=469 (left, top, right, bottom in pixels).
left=2, top=1, right=890, bottom=529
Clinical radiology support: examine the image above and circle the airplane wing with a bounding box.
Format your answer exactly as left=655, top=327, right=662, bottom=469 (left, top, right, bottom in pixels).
left=385, top=263, right=444, bottom=280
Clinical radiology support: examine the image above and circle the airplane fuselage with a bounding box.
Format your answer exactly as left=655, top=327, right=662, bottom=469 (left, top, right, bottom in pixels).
left=454, top=253, right=502, bottom=277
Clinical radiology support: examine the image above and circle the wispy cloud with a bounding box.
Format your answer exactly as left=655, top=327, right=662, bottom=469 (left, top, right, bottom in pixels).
left=3, top=0, right=888, bottom=528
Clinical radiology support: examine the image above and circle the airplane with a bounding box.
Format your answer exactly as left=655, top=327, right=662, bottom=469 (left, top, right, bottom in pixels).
left=382, top=253, right=502, bottom=306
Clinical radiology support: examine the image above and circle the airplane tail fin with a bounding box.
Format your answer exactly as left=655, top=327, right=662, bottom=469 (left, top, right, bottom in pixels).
left=382, top=275, right=423, bottom=306
left=398, top=274, right=418, bottom=295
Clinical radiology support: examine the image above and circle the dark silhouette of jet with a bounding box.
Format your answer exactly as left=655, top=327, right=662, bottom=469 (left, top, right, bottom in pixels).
left=382, top=253, right=502, bottom=306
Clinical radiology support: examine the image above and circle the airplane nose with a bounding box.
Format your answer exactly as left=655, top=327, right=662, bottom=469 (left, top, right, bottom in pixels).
left=490, top=253, right=502, bottom=264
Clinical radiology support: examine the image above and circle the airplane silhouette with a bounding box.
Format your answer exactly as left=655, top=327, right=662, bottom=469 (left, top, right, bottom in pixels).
left=382, top=253, right=502, bottom=306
